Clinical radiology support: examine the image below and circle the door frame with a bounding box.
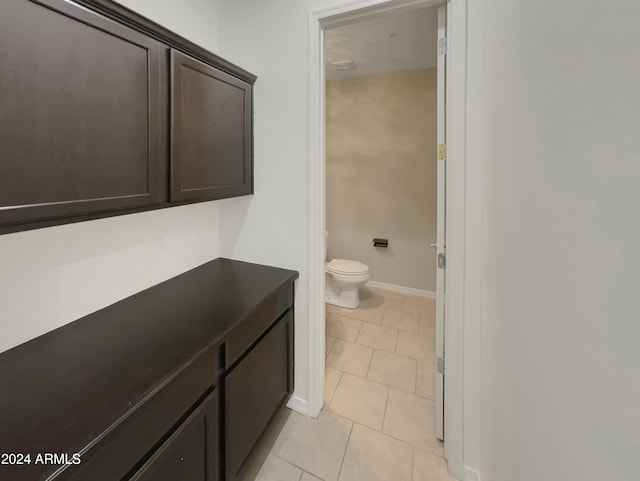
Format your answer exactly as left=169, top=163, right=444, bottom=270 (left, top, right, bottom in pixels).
left=307, top=1, right=484, bottom=480
left=435, top=3, right=447, bottom=442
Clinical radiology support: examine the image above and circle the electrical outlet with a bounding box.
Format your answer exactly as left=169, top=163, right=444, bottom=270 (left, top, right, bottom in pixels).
left=152, top=230, right=168, bottom=254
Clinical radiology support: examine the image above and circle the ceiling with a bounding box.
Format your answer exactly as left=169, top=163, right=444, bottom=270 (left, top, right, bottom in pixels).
left=324, top=7, right=439, bottom=80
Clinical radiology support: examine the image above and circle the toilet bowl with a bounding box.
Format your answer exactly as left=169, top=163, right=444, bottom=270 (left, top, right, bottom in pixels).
left=325, top=232, right=370, bottom=308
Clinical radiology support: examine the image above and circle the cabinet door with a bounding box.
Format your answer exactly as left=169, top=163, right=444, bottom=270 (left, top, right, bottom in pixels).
left=171, top=50, right=253, bottom=202
left=129, top=391, right=218, bottom=481
left=0, top=0, right=166, bottom=230
left=224, top=311, right=293, bottom=481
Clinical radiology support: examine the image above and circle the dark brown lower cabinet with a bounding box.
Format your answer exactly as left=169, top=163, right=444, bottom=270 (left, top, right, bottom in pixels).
left=130, top=391, right=218, bottom=481
left=225, top=311, right=293, bottom=481
left=0, top=260, right=296, bottom=481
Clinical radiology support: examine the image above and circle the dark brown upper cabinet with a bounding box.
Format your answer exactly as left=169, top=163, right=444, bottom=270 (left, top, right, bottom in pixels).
left=0, top=0, right=255, bottom=235
left=171, top=50, right=253, bottom=202
left=0, top=0, right=167, bottom=230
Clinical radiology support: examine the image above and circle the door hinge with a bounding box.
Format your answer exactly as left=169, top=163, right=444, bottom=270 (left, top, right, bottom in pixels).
left=438, top=143, right=447, bottom=160
left=437, top=356, right=445, bottom=375
left=438, top=37, right=447, bottom=55
left=438, top=253, right=446, bottom=269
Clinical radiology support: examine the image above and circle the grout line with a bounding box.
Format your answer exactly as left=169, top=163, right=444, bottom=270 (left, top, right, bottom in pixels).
left=273, top=453, right=309, bottom=475
left=336, top=421, right=354, bottom=481
left=326, top=370, right=343, bottom=407
left=393, top=326, right=400, bottom=353
left=410, top=445, right=415, bottom=481
left=354, top=319, right=364, bottom=344
left=364, top=347, right=376, bottom=379
left=381, top=386, right=390, bottom=434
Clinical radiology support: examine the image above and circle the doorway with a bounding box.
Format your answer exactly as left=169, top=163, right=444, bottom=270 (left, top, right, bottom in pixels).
left=322, top=0, right=446, bottom=442
left=306, top=0, right=481, bottom=480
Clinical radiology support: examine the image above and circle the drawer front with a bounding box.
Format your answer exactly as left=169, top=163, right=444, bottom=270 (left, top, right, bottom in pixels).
left=225, top=286, right=293, bottom=367
left=61, top=348, right=217, bottom=481
left=130, top=390, right=218, bottom=481
left=225, top=311, right=293, bottom=480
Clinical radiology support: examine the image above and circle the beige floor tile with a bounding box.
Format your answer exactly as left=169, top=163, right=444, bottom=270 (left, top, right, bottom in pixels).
left=326, top=315, right=362, bottom=342
left=330, top=373, right=388, bottom=430
left=416, top=359, right=436, bottom=400
left=414, top=449, right=456, bottom=481
left=373, top=288, right=405, bottom=310
left=325, top=367, right=342, bottom=405
left=274, top=409, right=352, bottom=481
left=347, top=304, right=385, bottom=324
left=419, top=321, right=436, bottom=336
left=357, top=287, right=381, bottom=307
left=404, top=295, right=435, bottom=314
left=395, top=330, right=434, bottom=361
left=326, top=336, right=337, bottom=357
left=300, top=472, right=324, bottom=481
left=367, top=350, right=416, bottom=393
left=326, top=303, right=356, bottom=318
left=383, top=388, right=444, bottom=457
left=326, top=340, right=373, bottom=377
left=355, top=323, right=398, bottom=352
left=419, top=306, right=436, bottom=324
left=382, top=309, right=419, bottom=333
left=253, top=454, right=303, bottom=481
left=338, top=423, right=412, bottom=481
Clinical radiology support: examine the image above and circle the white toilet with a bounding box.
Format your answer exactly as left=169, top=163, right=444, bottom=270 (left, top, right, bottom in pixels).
left=325, top=231, right=370, bottom=309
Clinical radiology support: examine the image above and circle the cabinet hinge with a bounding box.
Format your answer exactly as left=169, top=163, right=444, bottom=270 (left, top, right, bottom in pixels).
left=438, top=38, right=448, bottom=55
left=437, top=356, right=445, bottom=375
left=438, top=144, right=447, bottom=160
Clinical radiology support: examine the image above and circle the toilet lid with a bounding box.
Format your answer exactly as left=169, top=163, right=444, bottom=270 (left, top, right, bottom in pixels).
left=327, top=259, right=369, bottom=275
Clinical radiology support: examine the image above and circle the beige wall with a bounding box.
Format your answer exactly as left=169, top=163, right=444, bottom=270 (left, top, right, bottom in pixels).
left=326, top=68, right=437, bottom=291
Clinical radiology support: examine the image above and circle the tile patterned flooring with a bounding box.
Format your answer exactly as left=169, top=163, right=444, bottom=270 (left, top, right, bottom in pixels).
left=239, top=287, right=455, bottom=481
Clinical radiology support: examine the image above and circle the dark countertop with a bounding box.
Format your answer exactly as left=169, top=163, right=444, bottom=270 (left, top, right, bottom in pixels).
left=0, top=258, right=298, bottom=481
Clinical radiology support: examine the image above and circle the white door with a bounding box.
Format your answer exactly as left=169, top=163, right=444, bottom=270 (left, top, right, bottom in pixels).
left=435, top=4, right=447, bottom=441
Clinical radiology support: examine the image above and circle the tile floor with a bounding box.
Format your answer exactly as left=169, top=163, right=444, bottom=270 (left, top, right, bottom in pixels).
left=239, top=287, right=455, bottom=481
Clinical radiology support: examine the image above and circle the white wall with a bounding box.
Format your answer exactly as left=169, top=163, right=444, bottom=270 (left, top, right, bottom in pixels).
left=215, top=0, right=313, bottom=409
left=214, top=0, right=449, bottom=412
left=0, top=0, right=222, bottom=354
left=477, top=1, right=640, bottom=480
left=114, top=0, right=219, bottom=51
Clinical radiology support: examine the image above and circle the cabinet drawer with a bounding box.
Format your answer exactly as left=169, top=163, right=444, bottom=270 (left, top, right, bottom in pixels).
left=225, top=286, right=293, bottom=367
left=130, top=390, right=218, bottom=481
left=61, top=348, right=217, bottom=481
left=224, top=311, right=293, bottom=480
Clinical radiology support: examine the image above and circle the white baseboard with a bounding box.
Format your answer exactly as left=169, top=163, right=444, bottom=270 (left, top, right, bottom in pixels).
left=449, top=462, right=481, bottom=481
left=462, top=466, right=482, bottom=481
left=465, top=466, right=481, bottom=481
left=366, top=280, right=436, bottom=299
left=286, top=395, right=310, bottom=416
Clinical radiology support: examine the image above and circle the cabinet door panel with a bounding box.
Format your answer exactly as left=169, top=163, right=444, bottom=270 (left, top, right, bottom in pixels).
left=130, top=391, right=218, bottom=481
left=171, top=50, right=253, bottom=202
left=0, top=0, right=166, bottom=227
left=224, top=312, right=293, bottom=480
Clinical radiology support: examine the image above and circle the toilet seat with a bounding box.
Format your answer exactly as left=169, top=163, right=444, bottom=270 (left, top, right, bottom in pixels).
left=326, top=259, right=369, bottom=276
